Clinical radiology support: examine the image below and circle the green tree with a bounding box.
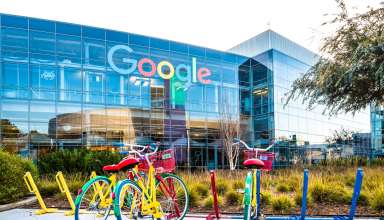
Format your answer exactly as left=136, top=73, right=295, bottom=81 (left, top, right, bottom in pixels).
left=287, top=1, right=384, bottom=115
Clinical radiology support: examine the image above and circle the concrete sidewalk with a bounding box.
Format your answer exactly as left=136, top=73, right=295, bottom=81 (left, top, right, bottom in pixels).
left=0, top=208, right=243, bottom=220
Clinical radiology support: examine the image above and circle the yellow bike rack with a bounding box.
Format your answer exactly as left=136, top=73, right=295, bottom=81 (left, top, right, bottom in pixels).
left=23, top=172, right=58, bottom=215
left=55, top=171, right=75, bottom=216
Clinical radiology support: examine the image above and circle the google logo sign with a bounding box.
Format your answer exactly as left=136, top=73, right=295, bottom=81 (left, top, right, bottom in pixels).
left=108, top=45, right=211, bottom=84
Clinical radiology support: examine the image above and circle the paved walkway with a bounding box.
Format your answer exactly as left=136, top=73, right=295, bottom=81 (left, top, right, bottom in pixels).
left=0, top=209, right=381, bottom=220
left=0, top=209, right=242, bottom=220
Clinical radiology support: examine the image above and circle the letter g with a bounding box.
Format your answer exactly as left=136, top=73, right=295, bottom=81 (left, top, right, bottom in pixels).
left=108, top=45, right=137, bottom=75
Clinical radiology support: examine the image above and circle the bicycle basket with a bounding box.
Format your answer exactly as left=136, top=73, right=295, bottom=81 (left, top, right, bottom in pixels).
left=138, top=149, right=176, bottom=173
left=243, top=150, right=275, bottom=171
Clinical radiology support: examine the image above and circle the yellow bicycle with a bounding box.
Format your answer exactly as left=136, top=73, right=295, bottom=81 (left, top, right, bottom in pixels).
left=113, top=143, right=189, bottom=220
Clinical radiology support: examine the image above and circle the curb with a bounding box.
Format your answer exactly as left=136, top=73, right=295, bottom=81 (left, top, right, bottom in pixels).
left=0, top=197, right=37, bottom=212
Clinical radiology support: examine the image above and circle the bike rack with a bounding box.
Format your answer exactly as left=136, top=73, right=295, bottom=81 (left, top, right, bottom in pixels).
left=23, top=172, right=58, bottom=215
left=264, top=168, right=364, bottom=220
left=206, top=170, right=220, bottom=220
left=55, top=171, right=75, bottom=216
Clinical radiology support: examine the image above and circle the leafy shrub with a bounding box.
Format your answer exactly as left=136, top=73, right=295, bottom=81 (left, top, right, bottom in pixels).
left=294, top=192, right=313, bottom=207
left=38, top=178, right=59, bottom=196
left=261, top=191, right=272, bottom=205
left=369, top=185, right=384, bottom=211
left=188, top=188, right=199, bottom=207
left=38, top=149, right=123, bottom=175
left=216, top=180, right=229, bottom=195
left=225, top=191, right=242, bottom=205
left=309, top=181, right=351, bottom=204
left=232, top=180, right=244, bottom=190
left=194, top=183, right=209, bottom=197
left=357, top=190, right=369, bottom=206
left=0, top=149, right=38, bottom=204
left=276, top=183, right=289, bottom=193
left=271, top=195, right=293, bottom=213
left=204, top=195, right=223, bottom=208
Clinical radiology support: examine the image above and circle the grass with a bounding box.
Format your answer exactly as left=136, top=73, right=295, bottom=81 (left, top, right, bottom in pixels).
left=31, top=165, right=384, bottom=215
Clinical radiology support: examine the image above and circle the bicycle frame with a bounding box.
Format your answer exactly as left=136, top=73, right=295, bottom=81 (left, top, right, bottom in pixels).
left=90, top=174, right=117, bottom=209
left=129, top=164, right=163, bottom=219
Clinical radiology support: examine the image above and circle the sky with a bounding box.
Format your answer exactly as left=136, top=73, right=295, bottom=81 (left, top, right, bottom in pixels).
left=0, top=0, right=382, bottom=54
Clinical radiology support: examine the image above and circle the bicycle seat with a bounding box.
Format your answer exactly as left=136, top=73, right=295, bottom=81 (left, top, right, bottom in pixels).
left=243, top=158, right=265, bottom=169
left=103, top=157, right=140, bottom=172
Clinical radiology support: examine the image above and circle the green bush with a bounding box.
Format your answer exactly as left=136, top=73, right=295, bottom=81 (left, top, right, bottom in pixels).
left=294, top=192, right=313, bottom=207
left=310, top=181, right=351, bottom=204
left=216, top=180, right=229, bottom=195
left=0, top=149, right=38, bottom=204
left=232, top=180, right=245, bottom=190
left=225, top=190, right=242, bottom=205
left=38, top=178, right=59, bottom=196
left=188, top=188, right=199, bottom=207
left=261, top=191, right=272, bottom=205
left=369, top=185, right=384, bottom=211
left=276, top=183, right=290, bottom=193
left=38, top=149, right=123, bottom=175
left=271, top=195, right=293, bottom=213
left=204, top=195, right=223, bottom=208
left=194, top=183, right=209, bottom=197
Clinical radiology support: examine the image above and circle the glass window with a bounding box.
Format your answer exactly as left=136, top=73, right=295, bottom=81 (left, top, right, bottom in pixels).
left=1, top=27, right=28, bottom=52
left=57, top=67, right=82, bottom=102
left=1, top=14, right=28, bottom=29
left=83, top=39, right=106, bottom=68
left=31, top=65, right=57, bottom=89
left=188, top=45, right=205, bottom=57
left=129, top=34, right=149, bottom=47
left=56, top=22, right=81, bottom=36
left=2, top=62, right=28, bottom=87
left=56, top=34, right=81, bottom=59
left=170, top=42, right=188, bottom=53
left=29, top=18, right=55, bottom=32
left=1, top=99, right=28, bottom=121
left=84, top=71, right=104, bottom=104
left=106, top=30, right=128, bottom=43
left=150, top=38, right=169, bottom=50
left=30, top=30, right=56, bottom=54
left=82, top=26, right=105, bottom=40
left=30, top=101, right=56, bottom=122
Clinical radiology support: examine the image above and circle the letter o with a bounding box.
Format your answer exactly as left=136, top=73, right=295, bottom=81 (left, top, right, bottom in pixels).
left=157, top=61, right=175, bottom=80
left=138, top=58, right=156, bottom=77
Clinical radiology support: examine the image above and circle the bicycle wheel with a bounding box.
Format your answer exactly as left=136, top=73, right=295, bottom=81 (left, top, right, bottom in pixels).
left=74, top=176, right=113, bottom=220
left=243, top=172, right=253, bottom=220
left=113, top=179, right=143, bottom=220
left=155, top=173, right=189, bottom=220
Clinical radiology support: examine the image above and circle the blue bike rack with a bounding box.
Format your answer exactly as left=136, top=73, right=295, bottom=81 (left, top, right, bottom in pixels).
left=262, top=168, right=364, bottom=220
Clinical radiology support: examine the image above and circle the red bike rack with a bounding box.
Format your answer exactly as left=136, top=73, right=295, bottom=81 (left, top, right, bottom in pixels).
left=206, top=170, right=220, bottom=220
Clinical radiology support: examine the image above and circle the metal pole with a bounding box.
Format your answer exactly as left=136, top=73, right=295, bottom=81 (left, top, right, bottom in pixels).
left=300, top=169, right=309, bottom=220
left=348, top=168, right=363, bottom=220
left=187, top=128, right=190, bottom=172
left=256, top=169, right=261, bottom=217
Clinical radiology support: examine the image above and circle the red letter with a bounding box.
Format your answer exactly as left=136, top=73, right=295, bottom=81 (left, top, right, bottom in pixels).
left=197, top=68, right=211, bottom=84
left=138, top=58, right=156, bottom=77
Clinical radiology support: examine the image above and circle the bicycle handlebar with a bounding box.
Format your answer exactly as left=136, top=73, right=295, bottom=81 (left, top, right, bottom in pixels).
left=116, top=142, right=160, bottom=165
left=232, top=138, right=274, bottom=152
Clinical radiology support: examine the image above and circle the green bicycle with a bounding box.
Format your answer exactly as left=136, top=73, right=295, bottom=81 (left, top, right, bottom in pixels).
left=233, top=138, right=274, bottom=220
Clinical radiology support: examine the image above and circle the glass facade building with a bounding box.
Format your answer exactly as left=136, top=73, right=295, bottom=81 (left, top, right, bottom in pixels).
left=0, top=14, right=371, bottom=168
left=371, top=105, right=384, bottom=156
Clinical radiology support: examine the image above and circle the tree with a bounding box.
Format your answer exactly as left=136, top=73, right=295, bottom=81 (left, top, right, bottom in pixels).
left=219, top=98, right=240, bottom=170
left=287, top=0, right=384, bottom=115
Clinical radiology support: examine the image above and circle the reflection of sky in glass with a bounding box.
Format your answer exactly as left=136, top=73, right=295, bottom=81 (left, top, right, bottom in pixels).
left=271, top=50, right=370, bottom=144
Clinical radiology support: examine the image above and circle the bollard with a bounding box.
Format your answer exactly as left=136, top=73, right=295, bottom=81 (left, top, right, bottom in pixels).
left=206, top=170, right=220, bottom=220
left=300, top=169, right=309, bottom=220
left=256, top=169, right=261, bottom=218
left=348, top=168, right=363, bottom=220
left=55, top=171, right=75, bottom=216
left=23, top=172, right=58, bottom=215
